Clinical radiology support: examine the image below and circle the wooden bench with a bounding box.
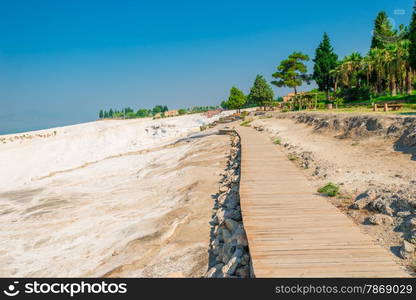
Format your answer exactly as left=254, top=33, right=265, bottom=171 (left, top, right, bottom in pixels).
left=373, top=103, right=403, bottom=112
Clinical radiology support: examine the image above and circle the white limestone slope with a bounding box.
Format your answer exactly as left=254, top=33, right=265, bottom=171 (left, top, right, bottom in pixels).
left=0, top=112, right=231, bottom=277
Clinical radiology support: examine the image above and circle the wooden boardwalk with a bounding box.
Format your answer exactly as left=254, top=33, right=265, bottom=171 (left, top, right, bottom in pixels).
left=236, top=126, right=409, bottom=278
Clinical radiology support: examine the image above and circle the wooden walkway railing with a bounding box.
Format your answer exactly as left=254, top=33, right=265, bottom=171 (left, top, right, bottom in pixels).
left=236, top=126, right=409, bottom=277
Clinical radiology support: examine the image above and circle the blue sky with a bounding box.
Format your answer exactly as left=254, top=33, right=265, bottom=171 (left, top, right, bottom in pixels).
left=0, top=0, right=413, bottom=134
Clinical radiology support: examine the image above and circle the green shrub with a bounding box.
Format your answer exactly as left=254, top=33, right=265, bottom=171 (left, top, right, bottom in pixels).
left=334, top=97, right=344, bottom=108
left=318, top=183, right=340, bottom=197
left=240, top=120, right=252, bottom=127
left=288, top=153, right=298, bottom=161
left=274, top=138, right=281, bottom=145
left=178, top=109, right=187, bottom=115
left=337, top=86, right=372, bottom=101
left=317, top=102, right=326, bottom=110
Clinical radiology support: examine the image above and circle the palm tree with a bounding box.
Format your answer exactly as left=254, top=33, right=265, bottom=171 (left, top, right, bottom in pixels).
left=384, top=44, right=399, bottom=96
left=395, top=40, right=413, bottom=94
left=382, top=40, right=413, bottom=96
left=334, top=53, right=364, bottom=89
left=329, top=63, right=342, bottom=93
left=362, top=48, right=383, bottom=94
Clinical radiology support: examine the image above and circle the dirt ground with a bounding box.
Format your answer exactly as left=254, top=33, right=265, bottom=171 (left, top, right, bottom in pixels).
left=250, top=112, right=416, bottom=273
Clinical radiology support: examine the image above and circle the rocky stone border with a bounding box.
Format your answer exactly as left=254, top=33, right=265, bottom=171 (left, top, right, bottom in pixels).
left=205, top=133, right=253, bottom=278
left=351, top=188, right=416, bottom=260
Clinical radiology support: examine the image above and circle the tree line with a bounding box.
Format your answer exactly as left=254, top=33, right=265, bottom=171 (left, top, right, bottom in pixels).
left=99, top=105, right=219, bottom=119
left=99, top=105, right=168, bottom=119
left=328, top=9, right=416, bottom=101
left=222, top=2, right=416, bottom=110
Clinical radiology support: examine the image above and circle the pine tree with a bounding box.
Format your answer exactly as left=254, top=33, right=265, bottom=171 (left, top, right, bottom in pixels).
left=247, top=75, right=274, bottom=109
left=313, top=33, right=338, bottom=101
left=271, top=52, right=310, bottom=95
left=99, top=109, right=103, bottom=119
left=371, top=11, right=394, bottom=49
left=409, top=2, right=416, bottom=70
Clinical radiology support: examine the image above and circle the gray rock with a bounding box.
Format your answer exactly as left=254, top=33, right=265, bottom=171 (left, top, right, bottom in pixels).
left=368, top=214, right=393, bottom=225
left=225, top=209, right=241, bottom=221
left=218, top=245, right=224, bottom=261
left=222, top=256, right=240, bottom=276
left=232, top=174, right=240, bottom=182
left=370, top=197, right=394, bottom=216
left=240, top=254, right=250, bottom=266
left=222, top=229, right=232, bottom=243
left=352, top=190, right=377, bottom=209
left=205, top=263, right=225, bottom=278
left=397, top=211, right=412, bottom=218
left=352, top=199, right=371, bottom=210
left=235, top=265, right=250, bottom=278
left=216, top=208, right=226, bottom=224
left=224, top=218, right=239, bottom=232
left=222, top=240, right=237, bottom=263
left=233, top=226, right=248, bottom=246
left=409, top=230, right=416, bottom=244
left=399, top=240, right=415, bottom=259
left=224, top=193, right=239, bottom=209
left=233, top=247, right=244, bottom=258
left=216, top=227, right=224, bottom=242
left=217, top=193, right=227, bottom=205
left=408, top=217, right=416, bottom=229
left=226, top=169, right=235, bottom=178
left=213, top=225, right=220, bottom=236
left=219, top=185, right=229, bottom=193
left=211, top=237, right=222, bottom=256
left=216, top=254, right=223, bottom=263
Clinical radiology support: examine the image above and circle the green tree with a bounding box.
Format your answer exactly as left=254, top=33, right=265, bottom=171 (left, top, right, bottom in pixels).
left=126, top=111, right=136, bottom=119
left=409, top=2, right=416, bottom=70
left=152, top=105, right=168, bottom=115
left=371, top=11, right=394, bottom=49
left=226, top=87, right=246, bottom=113
left=220, top=100, right=229, bottom=109
left=109, top=109, right=114, bottom=118
left=363, top=48, right=385, bottom=94
left=247, top=75, right=274, bottom=109
left=103, top=110, right=109, bottom=118
left=152, top=106, right=161, bottom=115
left=178, top=108, right=187, bottom=115
left=271, top=52, right=311, bottom=95
left=335, top=52, right=363, bottom=89
left=313, top=33, right=338, bottom=101
left=136, top=109, right=149, bottom=118
left=124, top=107, right=134, bottom=114
left=99, top=109, right=103, bottom=119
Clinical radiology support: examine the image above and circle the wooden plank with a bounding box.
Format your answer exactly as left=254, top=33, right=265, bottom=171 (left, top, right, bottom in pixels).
left=235, top=126, right=410, bottom=278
